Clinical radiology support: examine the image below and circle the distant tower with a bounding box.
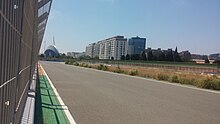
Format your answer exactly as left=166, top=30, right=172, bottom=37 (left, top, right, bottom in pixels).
left=53, top=36, right=56, bottom=46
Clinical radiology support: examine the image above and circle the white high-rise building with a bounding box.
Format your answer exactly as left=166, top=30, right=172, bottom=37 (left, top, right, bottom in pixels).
left=93, top=41, right=101, bottom=59
left=99, top=36, right=127, bottom=60
left=66, top=52, right=85, bottom=58
left=85, top=36, right=127, bottom=60
left=85, top=43, right=95, bottom=58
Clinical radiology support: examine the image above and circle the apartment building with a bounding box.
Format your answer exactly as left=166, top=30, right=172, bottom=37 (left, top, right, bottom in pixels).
left=86, top=43, right=96, bottom=58
left=86, top=36, right=148, bottom=60
left=98, top=36, right=127, bottom=60
left=93, top=41, right=101, bottom=58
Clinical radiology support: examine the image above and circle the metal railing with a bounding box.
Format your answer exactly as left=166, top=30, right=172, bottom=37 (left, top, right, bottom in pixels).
left=0, top=0, right=52, bottom=123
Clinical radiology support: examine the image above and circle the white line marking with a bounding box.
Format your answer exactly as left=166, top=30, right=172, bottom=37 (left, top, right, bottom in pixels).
left=40, top=64, right=77, bottom=124
left=69, top=64, right=220, bottom=95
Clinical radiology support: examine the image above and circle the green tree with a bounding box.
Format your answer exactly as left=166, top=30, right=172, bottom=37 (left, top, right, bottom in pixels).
left=126, top=54, right=130, bottom=60
left=121, top=55, right=125, bottom=60
left=205, top=58, right=210, bottom=64
left=214, top=60, right=220, bottom=69
left=213, top=60, right=220, bottom=64
left=94, top=56, right=99, bottom=60
left=173, top=47, right=181, bottom=62
left=140, top=51, right=147, bottom=60
left=147, top=50, right=153, bottom=61
left=66, top=56, right=74, bottom=59
left=165, top=50, right=174, bottom=61
left=79, top=55, right=91, bottom=60
left=39, top=54, right=45, bottom=58
left=131, top=54, right=140, bottom=60
left=158, top=52, right=165, bottom=61
left=153, top=54, right=158, bottom=61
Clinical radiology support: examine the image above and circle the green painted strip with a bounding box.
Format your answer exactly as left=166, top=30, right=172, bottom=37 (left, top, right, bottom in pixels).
left=35, top=75, right=70, bottom=124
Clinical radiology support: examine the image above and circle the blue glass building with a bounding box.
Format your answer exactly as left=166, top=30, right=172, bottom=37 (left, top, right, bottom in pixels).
left=127, top=36, right=146, bottom=55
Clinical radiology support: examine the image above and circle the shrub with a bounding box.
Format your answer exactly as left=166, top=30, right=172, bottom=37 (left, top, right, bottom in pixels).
left=102, top=66, right=108, bottom=71
left=79, top=63, right=83, bottom=67
left=69, top=60, right=75, bottom=65
left=145, top=73, right=156, bottom=79
left=145, top=74, right=151, bottom=78
left=74, top=62, right=79, bottom=66
left=178, top=75, right=198, bottom=86
left=171, top=75, right=179, bottom=83
left=179, top=77, right=191, bottom=85
left=128, top=70, right=138, bottom=76
left=84, top=64, right=89, bottom=67
left=79, top=63, right=88, bottom=67
left=113, top=66, right=124, bottom=73
left=97, top=64, right=108, bottom=71
left=202, top=77, right=220, bottom=90
left=65, top=59, right=75, bottom=65
left=68, top=61, right=74, bottom=65
left=97, top=64, right=103, bottom=70
left=157, top=73, right=170, bottom=81
left=65, top=60, right=69, bottom=64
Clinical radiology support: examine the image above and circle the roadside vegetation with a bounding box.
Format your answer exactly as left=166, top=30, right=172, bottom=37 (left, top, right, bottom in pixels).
left=65, top=59, right=220, bottom=91
left=81, top=59, right=219, bottom=69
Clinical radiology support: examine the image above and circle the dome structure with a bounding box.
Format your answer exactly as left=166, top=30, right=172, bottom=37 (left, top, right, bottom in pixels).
left=44, top=45, right=59, bottom=57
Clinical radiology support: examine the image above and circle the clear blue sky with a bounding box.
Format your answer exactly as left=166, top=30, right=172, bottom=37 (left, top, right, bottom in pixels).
left=41, top=0, right=220, bottom=55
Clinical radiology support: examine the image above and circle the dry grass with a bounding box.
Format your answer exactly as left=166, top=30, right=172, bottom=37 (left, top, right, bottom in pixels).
left=68, top=62, right=220, bottom=91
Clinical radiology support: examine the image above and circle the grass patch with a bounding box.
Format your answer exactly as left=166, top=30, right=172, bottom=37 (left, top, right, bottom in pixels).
left=65, top=59, right=75, bottom=65
left=128, top=70, right=138, bottom=76
left=79, top=63, right=89, bottom=67
left=113, top=66, right=125, bottom=73
left=74, top=62, right=79, bottom=66
left=66, top=62, right=220, bottom=91
left=171, top=75, right=179, bottom=83
left=202, top=77, right=220, bottom=90
left=81, top=59, right=218, bottom=68
left=157, top=73, right=170, bottom=81
left=97, top=64, right=108, bottom=71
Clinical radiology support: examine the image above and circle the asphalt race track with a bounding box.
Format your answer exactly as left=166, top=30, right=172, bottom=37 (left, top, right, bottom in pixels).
left=41, top=61, right=220, bottom=124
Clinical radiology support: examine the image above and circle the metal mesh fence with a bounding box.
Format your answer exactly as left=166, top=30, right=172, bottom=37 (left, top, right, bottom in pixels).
left=0, top=0, right=52, bottom=123
left=83, top=60, right=219, bottom=74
